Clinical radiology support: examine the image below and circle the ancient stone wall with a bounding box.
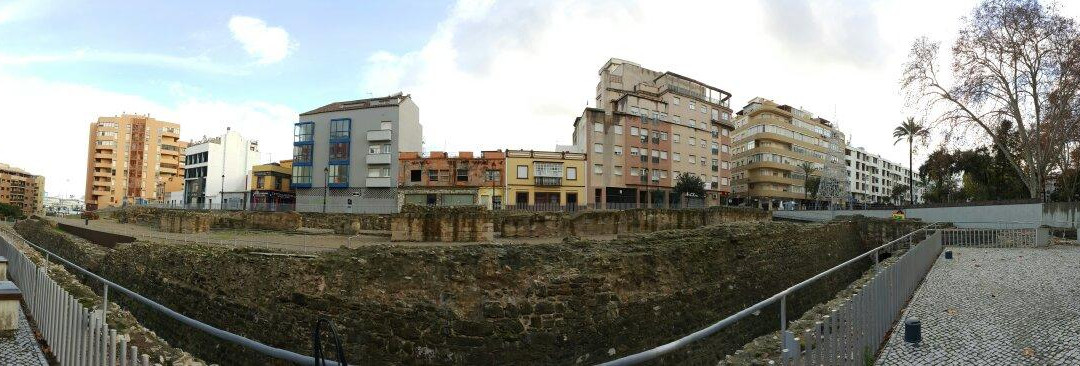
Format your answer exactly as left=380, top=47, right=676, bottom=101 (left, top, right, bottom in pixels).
left=111, top=207, right=301, bottom=232
left=493, top=206, right=771, bottom=238
left=15, top=216, right=925, bottom=365
left=298, top=212, right=390, bottom=234
left=391, top=206, right=494, bottom=242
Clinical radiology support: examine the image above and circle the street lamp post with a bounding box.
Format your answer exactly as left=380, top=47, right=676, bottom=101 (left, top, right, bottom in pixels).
left=323, top=167, right=329, bottom=213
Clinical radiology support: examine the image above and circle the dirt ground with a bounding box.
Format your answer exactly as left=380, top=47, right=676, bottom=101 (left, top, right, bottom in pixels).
left=49, top=217, right=614, bottom=253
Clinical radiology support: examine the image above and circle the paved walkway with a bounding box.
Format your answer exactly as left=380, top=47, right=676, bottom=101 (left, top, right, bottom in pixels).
left=876, top=246, right=1080, bottom=365
left=0, top=307, right=48, bottom=365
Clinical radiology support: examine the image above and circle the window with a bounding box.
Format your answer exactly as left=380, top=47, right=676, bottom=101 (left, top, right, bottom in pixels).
left=614, top=125, right=623, bottom=134
left=689, top=101, right=695, bottom=110
left=614, top=166, right=623, bottom=176
left=722, top=129, right=729, bottom=136
left=630, top=168, right=640, bottom=177
left=630, top=147, right=640, bottom=156
left=712, top=109, right=719, bottom=120
left=485, top=170, right=501, bottom=182
left=673, top=134, right=680, bottom=143
left=593, top=164, right=603, bottom=174
left=689, top=137, right=696, bottom=146
left=614, top=145, right=623, bottom=155
left=380, top=121, right=392, bottom=130
left=689, top=119, right=696, bottom=128
left=293, top=123, right=313, bottom=143
left=722, top=177, right=730, bottom=186
left=660, top=132, right=668, bottom=140
left=535, top=162, right=563, bottom=177
left=517, top=165, right=528, bottom=179
left=292, top=166, right=312, bottom=185
left=722, top=161, right=730, bottom=170
left=456, top=167, right=468, bottom=181
left=329, top=142, right=349, bottom=162
left=330, top=119, right=351, bottom=140
left=293, top=145, right=313, bottom=163
left=368, top=167, right=391, bottom=178
left=428, top=169, right=440, bottom=181
left=660, top=151, right=668, bottom=160
left=631, top=106, right=640, bottom=115
left=593, top=143, right=604, bottom=153
left=630, top=126, right=639, bottom=136
left=673, top=97, right=680, bottom=106
left=722, top=145, right=730, bottom=153
left=674, top=153, right=681, bottom=161
left=674, top=116, right=681, bottom=124
left=690, top=155, right=697, bottom=164
left=410, top=170, right=422, bottom=182
left=593, top=122, right=603, bottom=132
left=567, top=167, right=577, bottom=180
left=328, top=165, right=348, bottom=185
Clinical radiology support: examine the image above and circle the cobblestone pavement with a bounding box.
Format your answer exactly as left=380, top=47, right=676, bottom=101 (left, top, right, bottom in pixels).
left=876, top=246, right=1080, bottom=365
left=0, top=306, right=48, bottom=365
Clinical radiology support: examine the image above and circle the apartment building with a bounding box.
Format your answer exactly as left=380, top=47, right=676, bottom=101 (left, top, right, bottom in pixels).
left=182, top=128, right=261, bottom=209
left=0, top=163, right=44, bottom=216
left=731, top=97, right=844, bottom=209
left=84, top=114, right=184, bottom=211
left=43, top=195, right=83, bottom=216
left=293, top=93, right=422, bottom=213
left=572, top=58, right=735, bottom=207
left=397, top=151, right=505, bottom=209
left=845, top=147, right=924, bottom=205
left=250, top=160, right=294, bottom=210
left=505, top=150, right=587, bottom=207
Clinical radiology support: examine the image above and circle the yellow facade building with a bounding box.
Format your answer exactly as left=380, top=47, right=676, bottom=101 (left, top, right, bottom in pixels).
left=249, top=160, right=294, bottom=210
left=731, top=97, right=842, bottom=209
left=84, top=114, right=184, bottom=210
left=504, top=150, right=587, bottom=207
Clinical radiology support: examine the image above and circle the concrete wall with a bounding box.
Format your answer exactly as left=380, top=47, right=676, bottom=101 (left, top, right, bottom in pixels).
left=774, top=202, right=1055, bottom=228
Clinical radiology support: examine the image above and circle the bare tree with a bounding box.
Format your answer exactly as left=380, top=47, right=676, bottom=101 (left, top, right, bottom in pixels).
left=901, top=0, right=1080, bottom=200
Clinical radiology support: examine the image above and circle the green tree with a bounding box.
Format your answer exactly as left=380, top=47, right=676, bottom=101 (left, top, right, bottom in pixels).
left=893, top=117, right=929, bottom=205
left=890, top=183, right=909, bottom=205
left=919, top=148, right=959, bottom=203
left=0, top=203, right=23, bottom=220
left=673, top=173, right=706, bottom=205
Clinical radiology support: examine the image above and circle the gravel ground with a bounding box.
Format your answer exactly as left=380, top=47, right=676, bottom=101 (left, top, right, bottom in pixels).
left=876, top=246, right=1080, bottom=365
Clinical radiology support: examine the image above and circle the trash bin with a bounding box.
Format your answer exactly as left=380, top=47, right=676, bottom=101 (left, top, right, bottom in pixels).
left=904, top=317, right=921, bottom=344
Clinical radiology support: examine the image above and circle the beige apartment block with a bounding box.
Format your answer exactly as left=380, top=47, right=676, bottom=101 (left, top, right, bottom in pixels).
left=84, top=114, right=184, bottom=211
left=0, top=163, right=44, bottom=216
left=731, top=97, right=843, bottom=209
left=573, top=58, right=735, bottom=207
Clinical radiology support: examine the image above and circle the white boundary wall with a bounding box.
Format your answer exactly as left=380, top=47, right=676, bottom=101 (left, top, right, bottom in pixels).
left=774, top=202, right=1074, bottom=229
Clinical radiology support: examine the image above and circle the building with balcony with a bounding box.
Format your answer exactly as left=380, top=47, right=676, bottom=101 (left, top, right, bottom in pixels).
left=731, top=97, right=846, bottom=209
left=572, top=58, right=735, bottom=207
left=43, top=195, right=83, bottom=216
left=504, top=150, right=586, bottom=207
left=292, top=92, right=422, bottom=213
left=397, top=151, right=505, bottom=209
left=182, top=128, right=261, bottom=209
left=845, top=147, right=924, bottom=205
left=249, top=160, right=294, bottom=210
left=83, top=114, right=184, bottom=211
left=0, top=163, right=44, bottom=216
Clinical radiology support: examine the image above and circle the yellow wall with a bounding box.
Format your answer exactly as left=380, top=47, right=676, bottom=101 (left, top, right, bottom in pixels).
left=504, top=154, right=587, bottom=205
left=250, top=160, right=293, bottom=192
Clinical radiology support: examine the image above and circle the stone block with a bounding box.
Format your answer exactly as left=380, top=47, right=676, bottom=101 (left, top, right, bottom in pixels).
left=0, top=281, right=22, bottom=331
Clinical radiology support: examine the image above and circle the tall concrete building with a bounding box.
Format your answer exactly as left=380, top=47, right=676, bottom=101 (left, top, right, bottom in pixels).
left=845, top=146, right=924, bottom=205
left=182, top=129, right=261, bottom=209
left=292, top=93, right=422, bottom=213
left=0, top=163, right=44, bottom=216
left=731, top=97, right=844, bottom=209
left=572, top=58, right=735, bottom=207
left=84, top=114, right=184, bottom=211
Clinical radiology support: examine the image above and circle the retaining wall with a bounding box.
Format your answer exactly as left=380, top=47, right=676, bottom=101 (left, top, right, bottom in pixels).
left=14, top=216, right=922, bottom=365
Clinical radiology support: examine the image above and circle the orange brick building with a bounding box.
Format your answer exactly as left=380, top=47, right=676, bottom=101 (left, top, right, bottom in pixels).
left=397, top=151, right=506, bottom=209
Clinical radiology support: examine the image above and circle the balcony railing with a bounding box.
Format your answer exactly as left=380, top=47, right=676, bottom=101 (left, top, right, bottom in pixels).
left=534, top=176, right=562, bottom=186
left=366, top=153, right=392, bottom=165
left=367, top=129, right=392, bottom=141
left=365, top=177, right=392, bottom=187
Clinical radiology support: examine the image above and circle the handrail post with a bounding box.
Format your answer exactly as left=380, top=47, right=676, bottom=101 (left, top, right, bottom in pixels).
left=102, top=283, right=108, bottom=326
left=780, top=295, right=787, bottom=333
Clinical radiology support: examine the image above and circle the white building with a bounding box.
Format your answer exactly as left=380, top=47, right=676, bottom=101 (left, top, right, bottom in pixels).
left=43, top=195, right=84, bottom=216
left=182, top=128, right=261, bottom=209
left=845, top=146, right=924, bottom=205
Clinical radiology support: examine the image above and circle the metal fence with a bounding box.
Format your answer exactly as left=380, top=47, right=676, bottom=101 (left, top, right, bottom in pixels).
left=940, top=227, right=1042, bottom=248
left=129, top=201, right=727, bottom=214
left=0, top=226, right=341, bottom=365
left=598, top=222, right=946, bottom=366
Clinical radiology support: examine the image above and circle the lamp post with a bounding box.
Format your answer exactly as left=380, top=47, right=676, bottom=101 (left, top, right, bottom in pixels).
left=323, top=166, right=329, bottom=213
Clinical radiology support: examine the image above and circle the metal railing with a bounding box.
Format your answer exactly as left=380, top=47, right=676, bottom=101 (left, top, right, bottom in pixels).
left=599, top=222, right=945, bottom=365
left=940, top=227, right=1041, bottom=247
left=0, top=226, right=342, bottom=365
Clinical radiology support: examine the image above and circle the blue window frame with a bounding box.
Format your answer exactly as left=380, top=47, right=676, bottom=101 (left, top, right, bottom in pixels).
left=291, top=165, right=312, bottom=188
left=329, top=119, right=351, bottom=141
left=293, top=145, right=313, bottom=165
left=329, top=142, right=349, bottom=164
left=328, top=164, right=348, bottom=187
left=294, top=122, right=314, bottom=144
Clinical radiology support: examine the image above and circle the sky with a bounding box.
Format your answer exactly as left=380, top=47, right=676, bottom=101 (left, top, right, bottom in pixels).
left=3, top=0, right=1080, bottom=198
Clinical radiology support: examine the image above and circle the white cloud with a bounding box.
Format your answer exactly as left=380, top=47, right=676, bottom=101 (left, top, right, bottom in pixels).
left=0, top=73, right=296, bottom=198
left=0, top=49, right=245, bottom=75
left=358, top=0, right=1057, bottom=169
left=228, top=15, right=294, bottom=64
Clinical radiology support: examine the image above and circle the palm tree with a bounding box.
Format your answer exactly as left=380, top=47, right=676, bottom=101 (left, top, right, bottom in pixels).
left=893, top=117, right=929, bottom=205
